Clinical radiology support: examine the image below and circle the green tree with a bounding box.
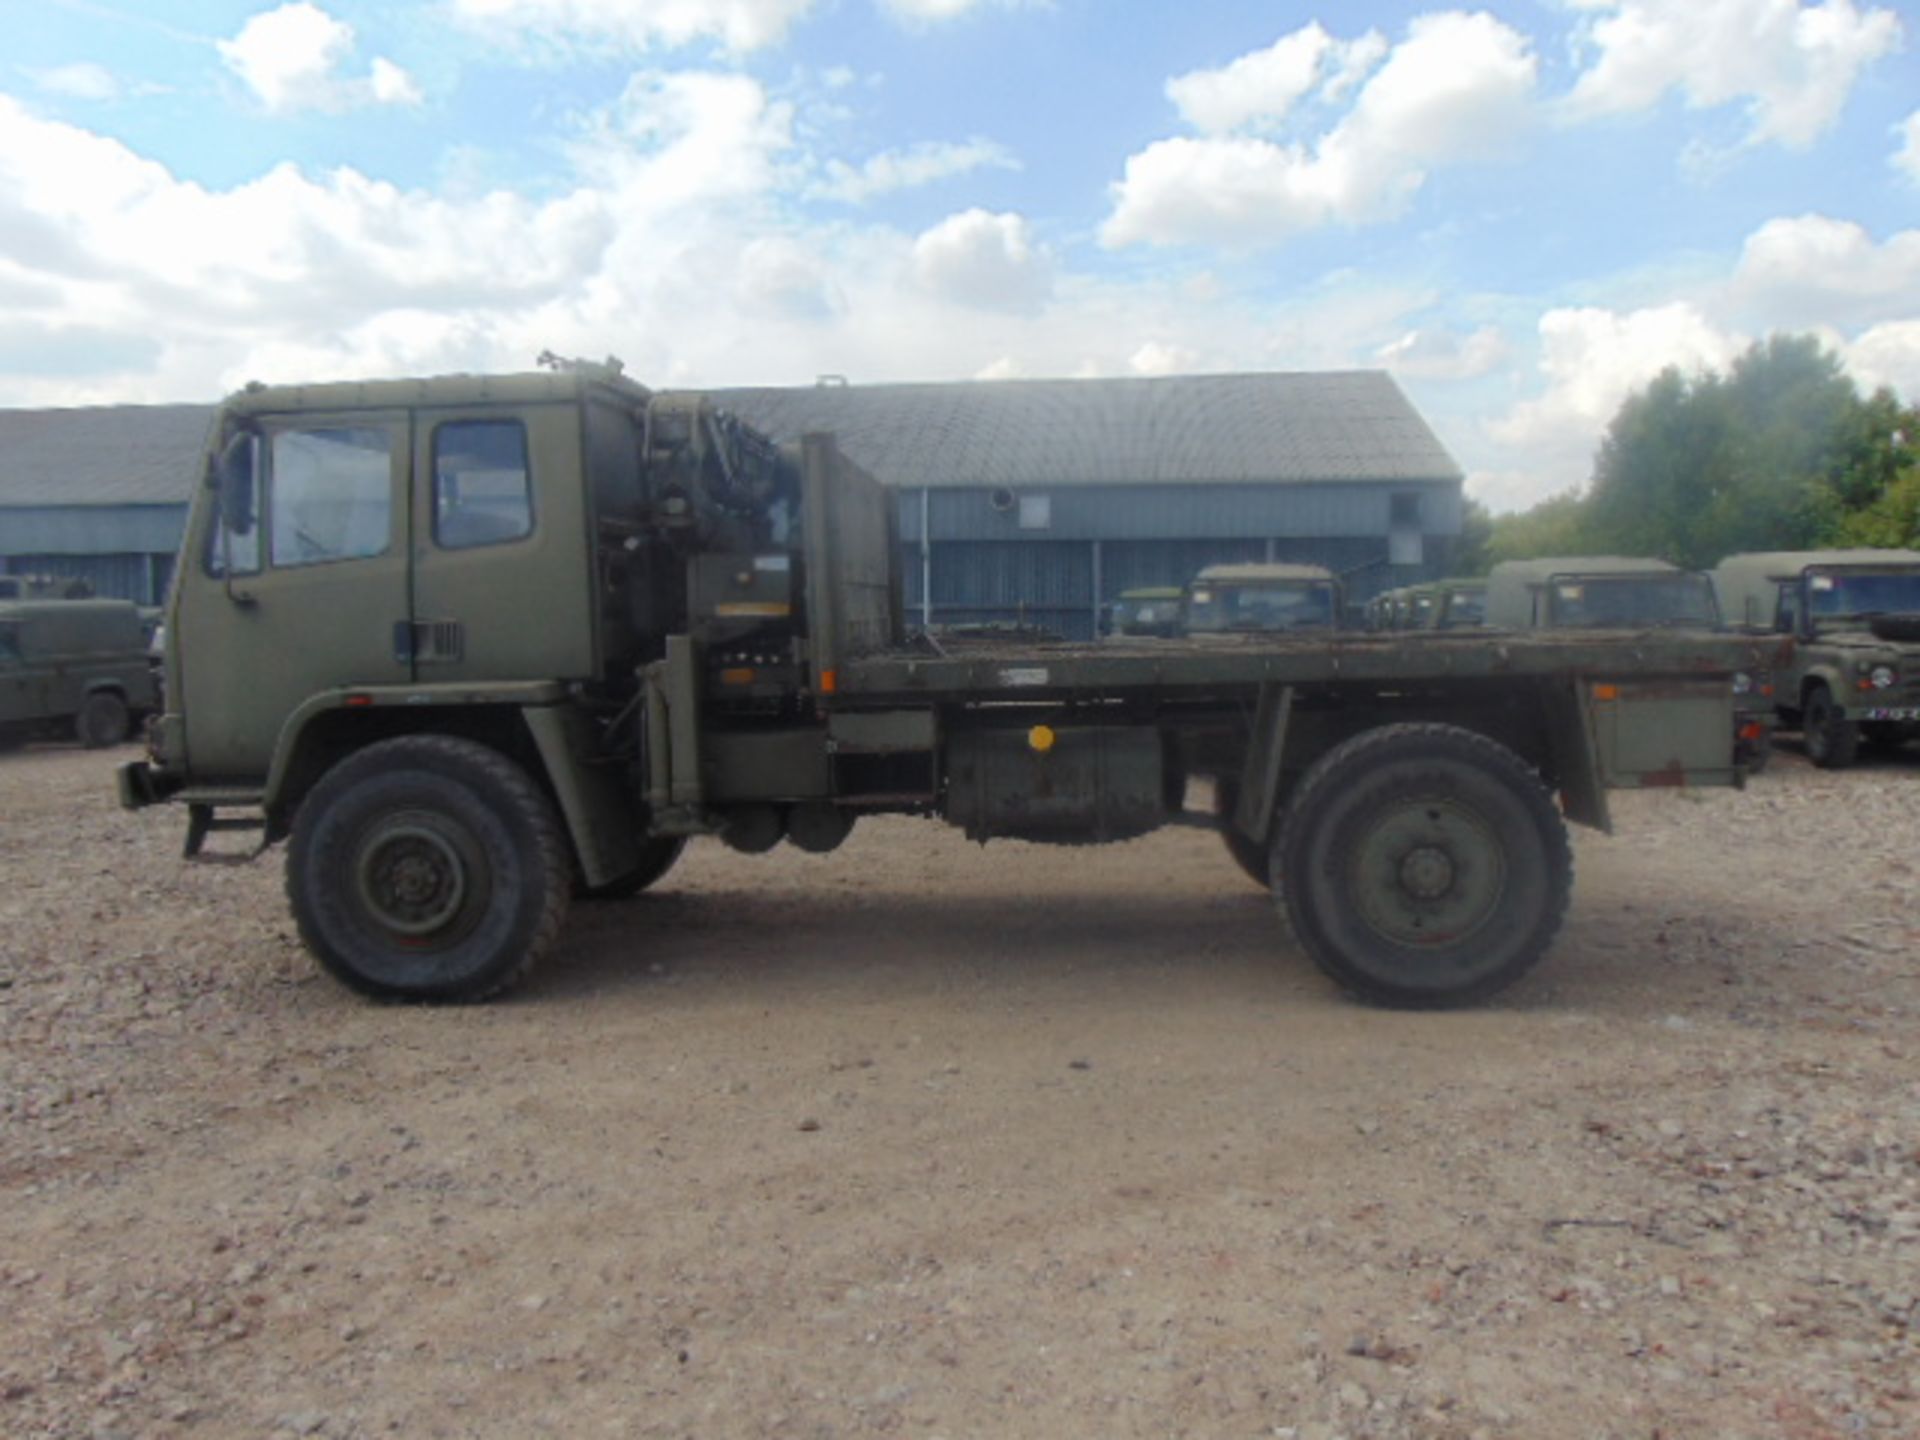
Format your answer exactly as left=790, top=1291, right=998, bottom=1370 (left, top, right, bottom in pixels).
left=1486, top=493, right=1593, bottom=565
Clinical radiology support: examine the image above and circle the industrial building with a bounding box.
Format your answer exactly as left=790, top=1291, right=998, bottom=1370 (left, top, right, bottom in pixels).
left=1, top=371, right=1463, bottom=636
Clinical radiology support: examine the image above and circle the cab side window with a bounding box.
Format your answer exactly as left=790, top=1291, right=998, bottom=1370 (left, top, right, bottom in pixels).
left=0, top=623, right=20, bottom=666
left=270, top=428, right=393, bottom=568
left=434, top=421, right=532, bottom=550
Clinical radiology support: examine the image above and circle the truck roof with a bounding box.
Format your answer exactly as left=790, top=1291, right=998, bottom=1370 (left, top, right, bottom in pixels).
left=220, top=368, right=654, bottom=418
left=1711, top=548, right=1920, bottom=625
left=1487, top=555, right=1681, bottom=583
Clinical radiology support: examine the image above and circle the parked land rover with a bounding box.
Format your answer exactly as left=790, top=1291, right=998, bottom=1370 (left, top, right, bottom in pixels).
left=1182, top=563, right=1341, bottom=635
left=1712, top=548, right=1920, bottom=768
left=0, top=599, right=158, bottom=749
left=1486, top=556, right=1774, bottom=769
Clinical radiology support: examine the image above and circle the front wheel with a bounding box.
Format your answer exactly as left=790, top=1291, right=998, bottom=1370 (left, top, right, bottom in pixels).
left=287, top=736, right=571, bottom=1002
left=1278, top=724, right=1572, bottom=1009
left=1802, top=686, right=1859, bottom=769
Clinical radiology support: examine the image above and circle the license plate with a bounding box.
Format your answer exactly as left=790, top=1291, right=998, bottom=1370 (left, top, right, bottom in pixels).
left=1862, top=707, right=1920, bottom=721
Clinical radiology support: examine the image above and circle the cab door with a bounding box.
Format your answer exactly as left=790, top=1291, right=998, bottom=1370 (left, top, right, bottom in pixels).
left=408, top=403, right=595, bottom=685
left=176, top=413, right=413, bottom=781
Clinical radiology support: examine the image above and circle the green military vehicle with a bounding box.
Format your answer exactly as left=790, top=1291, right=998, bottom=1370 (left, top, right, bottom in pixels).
left=120, top=369, right=1771, bottom=1010
left=0, top=574, right=95, bottom=600
left=1370, top=580, right=1485, bottom=632
left=1, top=599, right=158, bottom=749
left=1181, top=563, right=1341, bottom=634
left=1107, top=586, right=1184, bottom=638
left=1711, top=548, right=1920, bottom=768
left=1485, top=556, right=1774, bottom=770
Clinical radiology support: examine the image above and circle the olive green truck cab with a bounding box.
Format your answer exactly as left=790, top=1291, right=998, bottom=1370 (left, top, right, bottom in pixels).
left=1, top=599, right=157, bottom=750
left=120, top=369, right=1771, bottom=1010
left=1711, top=549, right=1920, bottom=768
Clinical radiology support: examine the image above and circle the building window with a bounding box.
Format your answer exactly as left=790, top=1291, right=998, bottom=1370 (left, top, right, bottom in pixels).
left=1018, top=494, right=1052, bottom=530
left=1390, top=492, right=1421, bottom=528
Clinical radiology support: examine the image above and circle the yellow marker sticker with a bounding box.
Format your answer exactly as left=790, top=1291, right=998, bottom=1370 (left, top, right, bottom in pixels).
left=1028, top=724, right=1056, bottom=753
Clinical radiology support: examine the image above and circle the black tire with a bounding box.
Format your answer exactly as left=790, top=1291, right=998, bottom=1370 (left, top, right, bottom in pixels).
left=1213, top=780, right=1271, bottom=889
left=1278, top=724, right=1572, bottom=1010
left=578, top=835, right=687, bottom=900
left=1802, top=686, right=1859, bottom=769
left=287, top=736, right=571, bottom=1002
left=75, top=691, right=129, bottom=749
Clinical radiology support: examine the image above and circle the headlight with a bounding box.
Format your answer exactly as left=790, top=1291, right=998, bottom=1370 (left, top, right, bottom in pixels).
left=1870, top=665, right=1896, bottom=690
left=1731, top=671, right=1753, bottom=696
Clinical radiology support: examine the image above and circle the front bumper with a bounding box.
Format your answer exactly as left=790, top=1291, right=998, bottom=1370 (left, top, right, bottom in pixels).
left=116, top=759, right=178, bottom=810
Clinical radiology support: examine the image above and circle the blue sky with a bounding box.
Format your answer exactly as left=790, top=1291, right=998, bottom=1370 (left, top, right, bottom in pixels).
left=3, top=0, right=1917, bottom=508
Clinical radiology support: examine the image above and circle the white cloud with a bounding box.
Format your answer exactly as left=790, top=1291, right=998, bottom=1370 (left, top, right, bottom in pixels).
left=911, top=208, right=1051, bottom=313
left=1845, top=320, right=1920, bottom=397
left=1128, top=341, right=1200, bottom=376
left=1376, top=324, right=1507, bottom=380
left=878, top=0, right=1033, bottom=21
left=1164, top=23, right=1387, bottom=135
left=1895, top=109, right=1920, bottom=183
left=450, top=0, right=818, bottom=53
left=218, top=3, right=422, bottom=113
left=1562, top=0, right=1903, bottom=149
left=31, top=63, right=120, bottom=102
left=1728, top=214, right=1920, bottom=330
left=814, top=138, right=1017, bottom=203
left=1103, top=12, right=1537, bottom=248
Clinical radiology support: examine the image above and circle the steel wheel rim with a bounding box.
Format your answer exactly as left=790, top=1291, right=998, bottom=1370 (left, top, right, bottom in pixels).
left=355, top=816, right=472, bottom=938
left=1347, top=796, right=1508, bottom=948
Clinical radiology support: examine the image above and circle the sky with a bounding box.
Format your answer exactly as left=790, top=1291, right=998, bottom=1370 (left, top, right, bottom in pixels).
left=2, top=0, right=1917, bottom=511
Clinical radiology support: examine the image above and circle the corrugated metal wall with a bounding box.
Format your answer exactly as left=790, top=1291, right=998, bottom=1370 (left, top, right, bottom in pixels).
left=898, top=481, right=1461, bottom=542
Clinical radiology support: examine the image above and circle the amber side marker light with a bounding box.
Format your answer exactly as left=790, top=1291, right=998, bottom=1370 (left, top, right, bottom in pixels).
left=1592, top=683, right=1620, bottom=702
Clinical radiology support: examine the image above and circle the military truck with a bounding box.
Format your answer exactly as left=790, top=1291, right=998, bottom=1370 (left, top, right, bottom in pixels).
left=1485, top=556, right=1774, bottom=770
left=1711, top=549, right=1920, bottom=768
left=1182, top=563, right=1341, bottom=634
left=1107, top=586, right=1184, bottom=638
left=118, top=369, right=1771, bottom=1010
left=1, top=599, right=158, bottom=749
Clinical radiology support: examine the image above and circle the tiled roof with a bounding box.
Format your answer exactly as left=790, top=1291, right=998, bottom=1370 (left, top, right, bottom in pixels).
left=715, top=371, right=1461, bottom=487
left=0, top=404, right=214, bottom=506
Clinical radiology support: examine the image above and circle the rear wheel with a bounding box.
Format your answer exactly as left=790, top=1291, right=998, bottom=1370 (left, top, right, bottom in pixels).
left=1802, top=686, right=1859, bottom=769
left=75, top=691, right=129, bottom=749
left=287, top=736, right=570, bottom=1002
left=1278, top=724, right=1572, bottom=1009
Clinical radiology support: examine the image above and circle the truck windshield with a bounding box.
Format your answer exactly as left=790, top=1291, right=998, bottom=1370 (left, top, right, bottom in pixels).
left=1185, top=582, right=1335, bottom=632
left=1805, top=569, right=1920, bottom=630
left=1438, top=589, right=1486, bottom=628
left=1547, top=574, right=1717, bottom=628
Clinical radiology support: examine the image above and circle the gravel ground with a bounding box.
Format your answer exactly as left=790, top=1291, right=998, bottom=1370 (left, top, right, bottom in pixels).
left=2, top=738, right=1918, bottom=1440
